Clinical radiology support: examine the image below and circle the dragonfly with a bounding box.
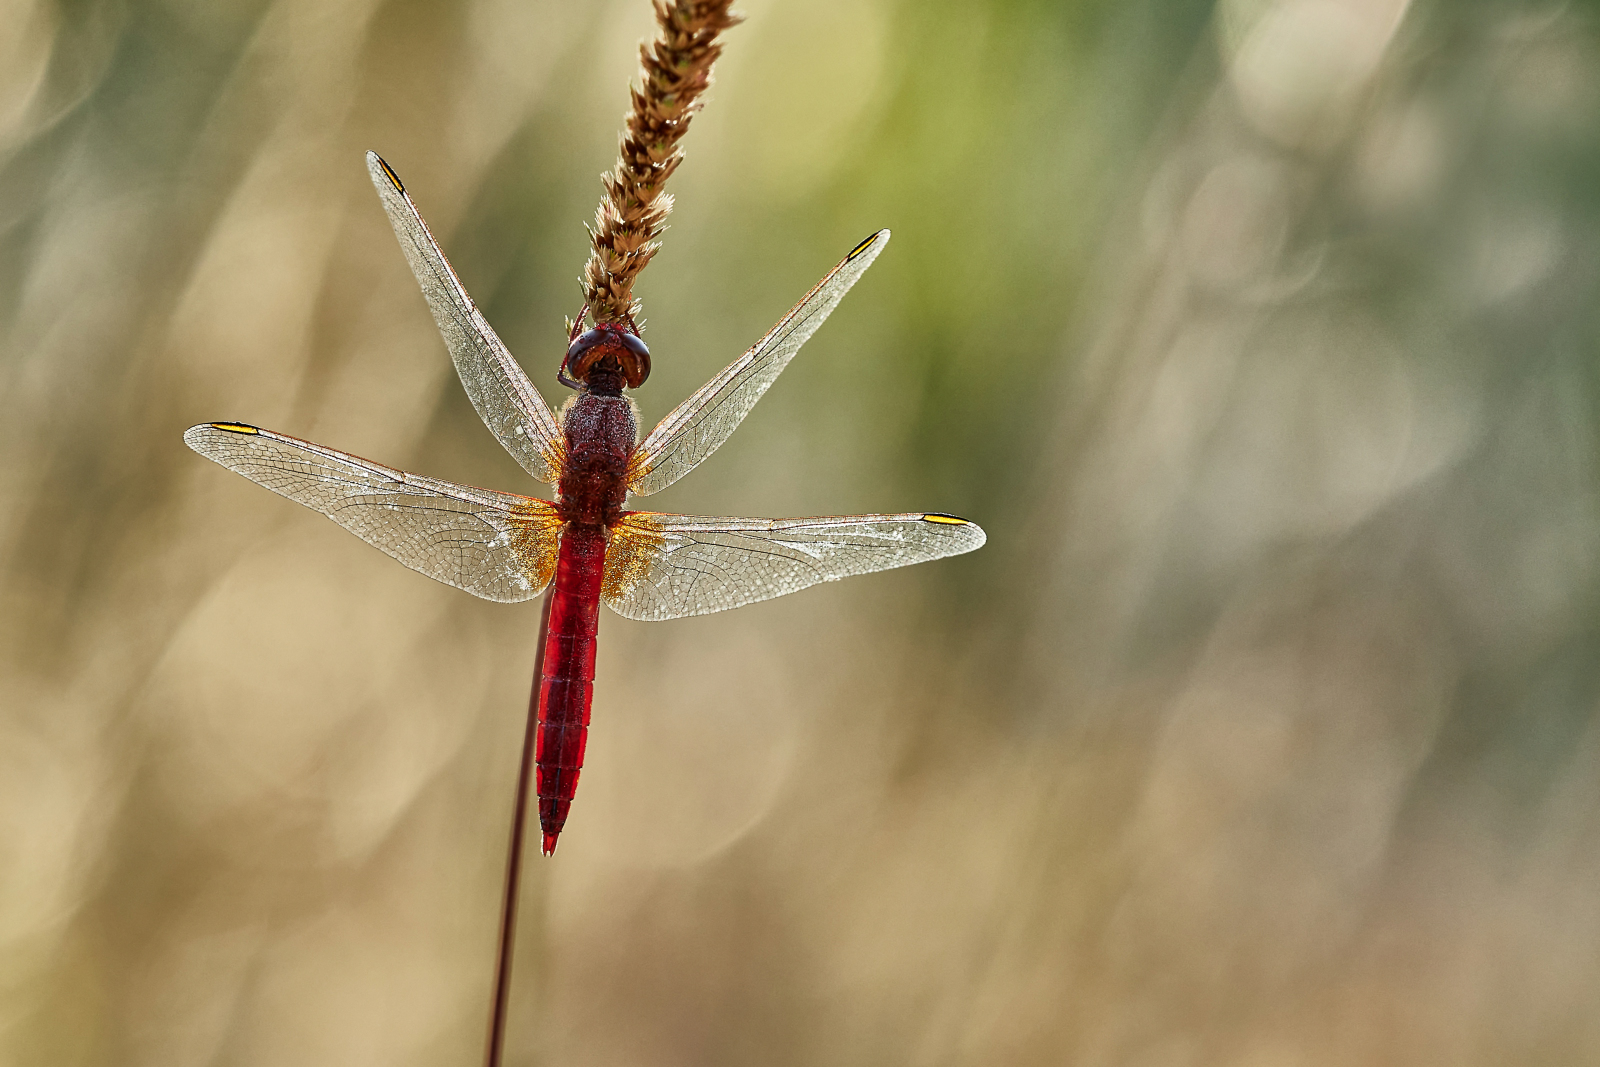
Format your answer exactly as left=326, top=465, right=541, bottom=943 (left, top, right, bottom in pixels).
left=185, top=152, right=986, bottom=855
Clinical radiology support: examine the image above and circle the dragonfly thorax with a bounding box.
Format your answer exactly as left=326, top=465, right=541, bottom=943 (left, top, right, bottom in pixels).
left=557, top=393, right=637, bottom=527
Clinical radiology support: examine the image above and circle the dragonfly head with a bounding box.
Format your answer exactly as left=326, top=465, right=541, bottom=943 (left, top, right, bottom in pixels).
left=563, top=324, right=651, bottom=394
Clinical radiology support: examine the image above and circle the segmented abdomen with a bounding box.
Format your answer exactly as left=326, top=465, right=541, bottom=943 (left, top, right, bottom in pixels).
left=535, top=523, right=607, bottom=855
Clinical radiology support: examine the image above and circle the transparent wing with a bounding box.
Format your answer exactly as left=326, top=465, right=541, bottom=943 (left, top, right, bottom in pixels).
left=366, top=151, right=565, bottom=484
left=626, top=230, right=890, bottom=497
left=601, top=509, right=984, bottom=621
left=184, top=422, right=560, bottom=602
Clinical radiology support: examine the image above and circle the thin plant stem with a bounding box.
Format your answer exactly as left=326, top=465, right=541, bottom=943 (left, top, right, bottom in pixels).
left=484, top=7, right=741, bottom=1063
left=484, top=588, right=553, bottom=1067
left=582, top=0, right=742, bottom=326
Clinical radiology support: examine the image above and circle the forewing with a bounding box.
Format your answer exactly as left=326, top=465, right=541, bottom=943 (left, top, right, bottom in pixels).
left=367, top=152, right=564, bottom=484
left=626, top=230, right=890, bottom=497
left=185, top=422, right=560, bottom=602
left=602, top=509, right=984, bottom=621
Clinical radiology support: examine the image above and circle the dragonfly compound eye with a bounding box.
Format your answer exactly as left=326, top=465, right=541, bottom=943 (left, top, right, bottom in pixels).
left=567, top=328, right=607, bottom=362
left=618, top=331, right=650, bottom=389
left=566, top=324, right=650, bottom=390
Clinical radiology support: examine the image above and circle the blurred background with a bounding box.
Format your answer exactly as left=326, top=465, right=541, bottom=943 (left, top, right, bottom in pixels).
left=3, top=0, right=1599, bottom=1063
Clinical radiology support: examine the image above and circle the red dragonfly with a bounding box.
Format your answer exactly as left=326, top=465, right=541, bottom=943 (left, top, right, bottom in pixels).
left=185, top=152, right=985, bottom=855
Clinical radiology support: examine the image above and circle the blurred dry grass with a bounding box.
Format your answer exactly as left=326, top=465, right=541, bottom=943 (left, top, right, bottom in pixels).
left=4, top=0, right=1600, bottom=1064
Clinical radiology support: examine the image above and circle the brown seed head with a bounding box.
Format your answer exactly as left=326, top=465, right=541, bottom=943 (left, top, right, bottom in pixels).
left=582, top=0, right=742, bottom=326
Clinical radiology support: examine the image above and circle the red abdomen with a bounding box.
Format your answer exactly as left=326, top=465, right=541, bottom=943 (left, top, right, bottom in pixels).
left=535, top=523, right=607, bottom=855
